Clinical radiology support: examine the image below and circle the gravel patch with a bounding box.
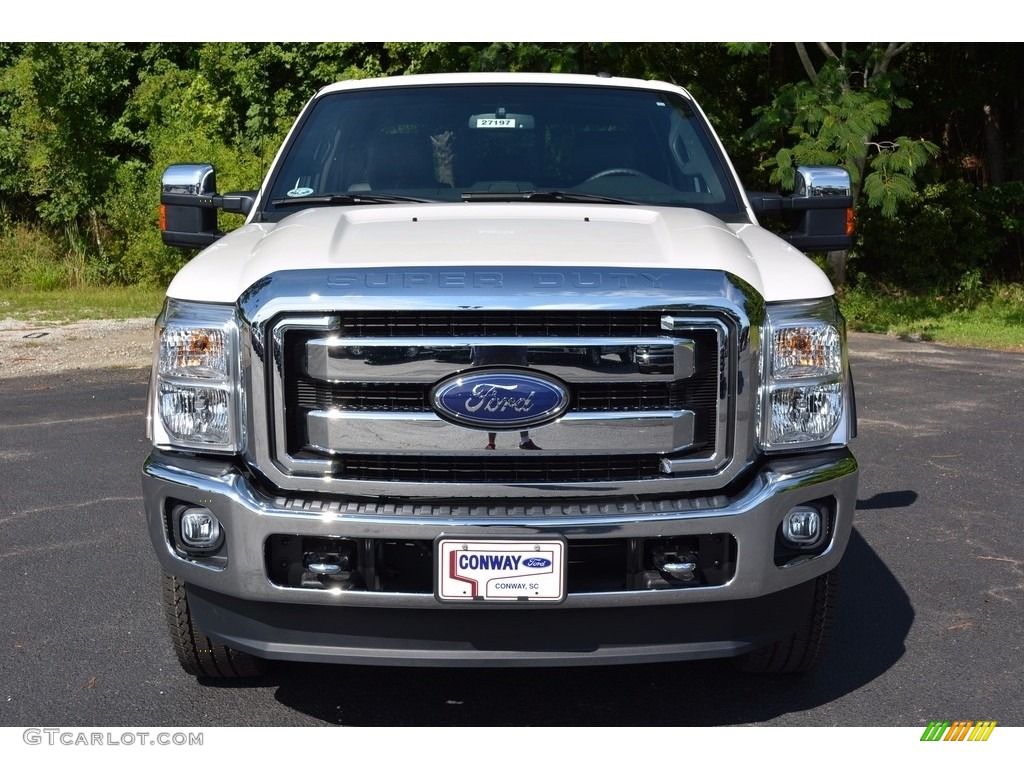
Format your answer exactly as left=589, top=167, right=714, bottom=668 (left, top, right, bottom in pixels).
left=0, top=317, right=154, bottom=380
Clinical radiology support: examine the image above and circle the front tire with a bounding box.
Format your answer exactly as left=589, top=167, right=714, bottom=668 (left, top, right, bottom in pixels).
left=163, top=572, right=268, bottom=679
left=733, top=566, right=840, bottom=674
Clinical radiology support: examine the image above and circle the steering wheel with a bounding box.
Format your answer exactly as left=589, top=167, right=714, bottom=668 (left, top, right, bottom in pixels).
left=584, top=167, right=646, bottom=182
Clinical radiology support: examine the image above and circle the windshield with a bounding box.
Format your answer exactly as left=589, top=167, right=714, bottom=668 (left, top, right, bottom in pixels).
left=262, top=83, right=744, bottom=219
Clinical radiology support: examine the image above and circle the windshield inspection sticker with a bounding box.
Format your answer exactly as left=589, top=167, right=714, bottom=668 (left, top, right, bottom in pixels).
left=476, top=118, right=517, bottom=128
left=437, top=538, right=566, bottom=602
left=286, top=178, right=314, bottom=197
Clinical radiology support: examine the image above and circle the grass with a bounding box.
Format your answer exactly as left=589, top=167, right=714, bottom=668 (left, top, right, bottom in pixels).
left=839, top=283, right=1024, bottom=352
left=0, top=285, right=166, bottom=322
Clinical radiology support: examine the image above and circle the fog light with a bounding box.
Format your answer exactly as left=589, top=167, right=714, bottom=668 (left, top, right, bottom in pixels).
left=180, top=507, right=222, bottom=549
left=781, top=505, right=822, bottom=547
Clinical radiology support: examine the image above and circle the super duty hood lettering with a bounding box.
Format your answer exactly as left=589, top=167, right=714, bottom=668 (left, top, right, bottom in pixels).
left=325, top=270, right=665, bottom=290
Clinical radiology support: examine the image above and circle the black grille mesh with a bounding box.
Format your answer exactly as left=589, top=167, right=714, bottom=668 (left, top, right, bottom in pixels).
left=334, top=310, right=665, bottom=337
left=334, top=454, right=665, bottom=483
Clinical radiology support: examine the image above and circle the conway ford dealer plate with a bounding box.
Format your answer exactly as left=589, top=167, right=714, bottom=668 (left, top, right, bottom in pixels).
left=436, top=538, right=566, bottom=603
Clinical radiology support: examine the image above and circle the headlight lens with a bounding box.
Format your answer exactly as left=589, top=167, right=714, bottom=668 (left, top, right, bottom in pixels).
left=761, top=300, right=849, bottom=450
left=149, top=300, right=241, bottom=452
left=159, top=326, right=231, bottom=379
left=770, top=325, right=841, bottom=379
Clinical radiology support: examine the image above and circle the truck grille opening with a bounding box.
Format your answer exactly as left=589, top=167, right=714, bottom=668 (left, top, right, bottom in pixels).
left=329, top=454, right=666, bottom=483
left=265, top=534, right=738, bottom=594
left=264, top=311, right=731, bottom=488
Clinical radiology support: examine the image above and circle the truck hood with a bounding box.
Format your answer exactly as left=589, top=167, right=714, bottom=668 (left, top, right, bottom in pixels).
left=167, top=203, right=834, bottom=304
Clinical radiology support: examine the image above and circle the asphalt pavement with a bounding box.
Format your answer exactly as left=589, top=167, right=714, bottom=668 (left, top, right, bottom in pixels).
left=0, top=333, right=1021, bottom=726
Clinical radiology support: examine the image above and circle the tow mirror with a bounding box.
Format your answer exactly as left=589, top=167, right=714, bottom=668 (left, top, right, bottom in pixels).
left=160, top=164, right=256, bottom=249
left=748, top=166, right=854, bottom=252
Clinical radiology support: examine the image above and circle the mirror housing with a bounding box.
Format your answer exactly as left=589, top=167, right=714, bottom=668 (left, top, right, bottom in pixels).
left=748, top=166, right=854, bottom=252
left=160, top=164, right=256, bottom=249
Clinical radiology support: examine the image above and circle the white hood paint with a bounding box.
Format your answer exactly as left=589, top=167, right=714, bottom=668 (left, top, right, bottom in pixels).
left=166, top=204, right=834, bottom=305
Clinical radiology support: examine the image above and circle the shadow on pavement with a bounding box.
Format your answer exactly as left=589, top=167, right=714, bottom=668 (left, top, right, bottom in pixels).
left=268, top=529, right=912, bottom=726
left=857, top=491, right=918, bottom=511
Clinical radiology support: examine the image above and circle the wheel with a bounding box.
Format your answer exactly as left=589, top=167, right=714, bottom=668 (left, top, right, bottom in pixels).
left=163, top=572, right=268, bottom=679
left=584, top=167, right=646, bottom=182
left=733, top=566, right=840, bottom=674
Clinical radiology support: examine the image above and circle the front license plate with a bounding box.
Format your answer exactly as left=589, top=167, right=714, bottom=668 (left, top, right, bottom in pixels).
left=436, top=538, right=566, bottom=603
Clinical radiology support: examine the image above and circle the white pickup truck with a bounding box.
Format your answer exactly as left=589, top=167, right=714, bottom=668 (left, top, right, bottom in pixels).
left=145, top=72, right=858, bottom=678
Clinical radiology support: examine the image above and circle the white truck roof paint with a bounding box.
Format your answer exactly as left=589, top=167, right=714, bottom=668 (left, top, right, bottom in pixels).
left=315, top=72, right=694, bottom=98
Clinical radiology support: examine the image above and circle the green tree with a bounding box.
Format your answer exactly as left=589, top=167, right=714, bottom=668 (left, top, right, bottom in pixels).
left=740, top=44, right=939, bottom=282
left=0, top=43, right=142, bottom=285
left=14, top=42, right=1019, bottom=291
left=762, top=45, right=937, bottom=207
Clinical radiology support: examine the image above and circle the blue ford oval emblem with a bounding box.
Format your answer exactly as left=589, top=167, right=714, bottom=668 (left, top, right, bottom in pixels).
left=431, top=368, right=570, bottom=429
left=523, top=557, right=552, bottom=568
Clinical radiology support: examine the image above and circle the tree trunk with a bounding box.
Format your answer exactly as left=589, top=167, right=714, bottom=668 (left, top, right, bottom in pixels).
left=827, top=156, right=865, bottom=288
left=983, top=102, right=1007, bottom=186
left=826, top=251, right=848, bottom=286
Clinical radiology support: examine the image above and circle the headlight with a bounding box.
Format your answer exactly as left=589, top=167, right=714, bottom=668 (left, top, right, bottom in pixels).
left=148, top=299, right=242, bottom=453
left=760, top=299, right=851, bottom=451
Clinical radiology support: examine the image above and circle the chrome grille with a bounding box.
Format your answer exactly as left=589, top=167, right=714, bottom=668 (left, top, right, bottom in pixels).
left=272, top=313, right=724, bottom=483
left=241, top=266, right=760, bottom=499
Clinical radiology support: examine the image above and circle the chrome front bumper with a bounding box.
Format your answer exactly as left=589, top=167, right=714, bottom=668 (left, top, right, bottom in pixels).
left=144, top=449, right=858, bottom=610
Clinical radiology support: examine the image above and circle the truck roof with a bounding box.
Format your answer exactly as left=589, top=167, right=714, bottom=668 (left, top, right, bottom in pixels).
left=315, top=71, right=694, bottom=99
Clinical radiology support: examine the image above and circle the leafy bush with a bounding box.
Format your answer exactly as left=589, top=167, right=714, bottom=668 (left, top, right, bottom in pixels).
left=976, top=182, right=1024, bottom=281
left=0, top=223, right=67, bottom=289
left=99, top=61, right=269, bottom=286
left=852, top=180, right=1019, bottom=292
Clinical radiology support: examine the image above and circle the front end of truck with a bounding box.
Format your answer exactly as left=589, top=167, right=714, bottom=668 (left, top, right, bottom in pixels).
left=144, top=73, right=857, bottom=678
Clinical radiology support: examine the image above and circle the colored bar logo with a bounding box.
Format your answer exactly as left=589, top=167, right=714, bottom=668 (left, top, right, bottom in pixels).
left=921, top=721, right=997, bottom=741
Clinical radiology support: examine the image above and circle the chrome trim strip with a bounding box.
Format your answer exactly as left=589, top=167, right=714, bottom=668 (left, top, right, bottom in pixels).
left=305, top=337, right=695, bottom=382
left=270, top=316, right=338, bottom=476
left=305, top=409, right=695, bottom=455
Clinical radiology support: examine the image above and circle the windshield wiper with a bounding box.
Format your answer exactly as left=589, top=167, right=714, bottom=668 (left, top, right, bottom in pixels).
left=461, top=190, right=640, bottom=205
left=272, top=193, right=439, bottom=206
